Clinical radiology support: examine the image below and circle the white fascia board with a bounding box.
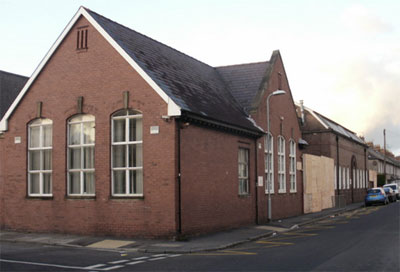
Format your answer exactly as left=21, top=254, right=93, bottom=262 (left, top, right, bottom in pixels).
left=0, top=7, right=180, bottom=132
left=0, top=8, right=83, bottom=132
left=81, top=8, right=181, bottom=116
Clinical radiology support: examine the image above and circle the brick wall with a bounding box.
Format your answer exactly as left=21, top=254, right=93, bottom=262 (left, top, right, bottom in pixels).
left=250, top=54, right=304, bottom=221
left=180, top=124, right=257, bottom=235
left=302, top=129, right=368, bottom=204
left=0, top=17, right=178, bottom=238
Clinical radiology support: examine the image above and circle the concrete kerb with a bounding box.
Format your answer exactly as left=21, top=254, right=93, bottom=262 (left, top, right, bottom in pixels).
left=140, top=203, right=365, bottom=254
left=137, top=230, right=277, bottom=254
left=294, top=204, right=364, bottom=228
left=0, top=203, right=364, bottom=254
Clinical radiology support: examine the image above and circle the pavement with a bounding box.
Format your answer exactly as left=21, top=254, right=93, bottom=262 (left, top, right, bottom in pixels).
left=0, top=202, right=364, bottom=254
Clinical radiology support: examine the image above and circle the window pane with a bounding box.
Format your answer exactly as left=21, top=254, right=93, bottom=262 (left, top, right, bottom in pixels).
left=84, top=172, right=95, bottom=194
left=129, top=118, right=142, bottom=141
left=43, top=173, right=52, bottom=194
left=83, top=146, right=94, bottom=169
left=69, top=172, right=81, bottom=194
left=239, top=164, right=247, bottom=178
left=30, top=126, right=40, bottom=148
left=129, top=144, right=142, bottom=167
left=113, top=170, right=126, bottom=194
left=113, top=109, right=128, bottom=117
left=129, top=170, right=143, bottom=194
left=113, top=145, right=126, bottom=168
left=29, top=150, right=41, bottom=170
left=43, top=125, right=52, bottom=147
left=81, top=114, right=95, bottom=122
left=43, top=150, right=52, bottom=170
left=69, top=123, right=81, bottom=145
left=30, top=173, right=40, bottom=194
left=240, top=149, right=244, bottom=162
left=69, top=148, right=81, bottom=169
left=113, top=119, right=125, bottom=142
left=83, top=122, right=95, bottom=144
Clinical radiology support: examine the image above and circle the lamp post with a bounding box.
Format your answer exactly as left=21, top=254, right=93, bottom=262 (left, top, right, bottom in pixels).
left=267, top=89, right=286, bottom=221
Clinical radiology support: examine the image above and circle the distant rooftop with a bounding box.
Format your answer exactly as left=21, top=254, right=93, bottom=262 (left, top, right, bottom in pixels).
left=0, top=70, right=28, bottom=119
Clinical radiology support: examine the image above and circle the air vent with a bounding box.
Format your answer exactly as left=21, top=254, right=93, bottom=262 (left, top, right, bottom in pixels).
left=76, top=26, right=88, bottom=50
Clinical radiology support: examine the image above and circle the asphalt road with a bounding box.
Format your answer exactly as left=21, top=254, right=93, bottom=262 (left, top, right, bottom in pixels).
left=1, top=202, right=399, bottom=271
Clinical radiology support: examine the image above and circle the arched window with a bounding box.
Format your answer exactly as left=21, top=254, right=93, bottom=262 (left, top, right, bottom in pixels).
left=289, top=139, right=296, bottom=193
left=28, top=118, right=53, bottom=196
left=111, top=109, right=143, bottom=196
left=264, top=133, right=274, bottom=194
left=278, top=136, right=286, bottom=193
left=67, top=114, right=95, bottom=195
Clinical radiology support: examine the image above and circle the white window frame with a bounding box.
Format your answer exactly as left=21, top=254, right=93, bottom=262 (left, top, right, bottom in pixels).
left=111, top=109, right=143, bottom=197
left=339, top=166, right=342, bottom=190
left=278, top=136, right=286, bottom=193
left=28, top=118, right=53, bottom=197
left=334, top=165, right=337, bottom=190
left=289, top=139, right=296, bottom=193
left=67, top=114, right=95, bottom=196
left=238, top=148, right=249, bottom=195
left=264, top=133, right=274, bottom=194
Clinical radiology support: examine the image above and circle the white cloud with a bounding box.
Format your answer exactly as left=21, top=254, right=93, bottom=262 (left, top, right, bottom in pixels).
left=340, top=4, right=393, bottom=34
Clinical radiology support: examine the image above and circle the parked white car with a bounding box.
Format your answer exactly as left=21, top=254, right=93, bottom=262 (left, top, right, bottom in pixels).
left=384, top=183, right=399, bottom=200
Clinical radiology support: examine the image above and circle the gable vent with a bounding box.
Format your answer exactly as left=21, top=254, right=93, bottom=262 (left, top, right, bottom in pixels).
left=76, top=26, right=88, bottom=50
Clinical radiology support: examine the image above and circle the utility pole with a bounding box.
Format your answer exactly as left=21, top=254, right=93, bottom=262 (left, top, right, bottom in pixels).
left=384, top=129, right=387, bottom=184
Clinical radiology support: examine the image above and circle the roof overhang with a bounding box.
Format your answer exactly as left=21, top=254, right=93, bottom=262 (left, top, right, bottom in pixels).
left=0, top=6, right=181, bottom=132
left=180, top=111, right=264, bottom=138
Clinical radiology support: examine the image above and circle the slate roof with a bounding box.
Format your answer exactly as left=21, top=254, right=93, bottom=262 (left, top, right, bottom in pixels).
left=0, top=70, right=28, bottom=119
left=216, top=62, right=269, bottom=111
left=86, top=8, right=263, bottom=134
left=313, top=112, right=366, bottom=145
left=368, top=148, right=400, bottom=167
left=297, top=103, right=366, bottom=146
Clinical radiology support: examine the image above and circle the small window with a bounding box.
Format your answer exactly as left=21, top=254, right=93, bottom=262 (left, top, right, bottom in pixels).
left=264, top=133, right=274, bottom=194
left=28, top=118, right=53, bottom=196
left=238, top=148, right=249, bottom=195
left=67, top=114, right=95, bottom=195
left=112, top=109, right=143, bottom=196
left=289, top=140, right=296, bottom=193
left=278, top=136, right=286, bottom=193
left=76, top=27, right=88, bottom=50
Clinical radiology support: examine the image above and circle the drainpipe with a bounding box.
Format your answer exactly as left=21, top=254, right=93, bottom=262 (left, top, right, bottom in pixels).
left=177, top=120, right=182, bottom=235
left=336, top=135, right=340, bottom=197
left=364, top=148, right=368, bottom=189
left=254, top=138, right=259, bottom=224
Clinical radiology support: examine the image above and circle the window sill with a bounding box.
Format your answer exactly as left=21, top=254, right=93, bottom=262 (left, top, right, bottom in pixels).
left=290, top=190, right=297, bottom=194
left=265, top=191, right=275, bottom=195
left=76, top=48, right=88, bottom=53
left=278, top=190, right=287, bottom=194
left=238, top=194, right=251, bottom=198
left=66, top=195, right=96, bottom=200
left=110, top=196, right=144, bottom=200
left=26, top=196, right=53, bottom=200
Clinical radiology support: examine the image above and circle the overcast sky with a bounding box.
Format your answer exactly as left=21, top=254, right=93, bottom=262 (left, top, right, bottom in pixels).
left=1, top=0, right=399, bottom=155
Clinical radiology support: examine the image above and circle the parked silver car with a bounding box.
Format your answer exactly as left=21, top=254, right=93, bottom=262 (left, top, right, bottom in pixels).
left=383, top=183, right=399, bottom=200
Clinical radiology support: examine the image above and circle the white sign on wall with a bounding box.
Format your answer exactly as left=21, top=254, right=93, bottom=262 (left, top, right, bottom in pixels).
left=150, top=126, right=159, bottom=134
left=258, top=176, right=264, bottom=187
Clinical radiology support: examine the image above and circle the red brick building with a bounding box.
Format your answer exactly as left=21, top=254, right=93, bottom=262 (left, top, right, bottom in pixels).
left=296, top=102, right=368, bottom=204
left=0, top=7, right=303, bottom=238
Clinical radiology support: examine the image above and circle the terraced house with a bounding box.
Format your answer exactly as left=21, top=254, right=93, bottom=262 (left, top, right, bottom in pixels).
left=0, top=7, right=304, bottom=238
